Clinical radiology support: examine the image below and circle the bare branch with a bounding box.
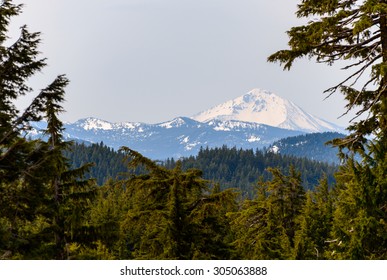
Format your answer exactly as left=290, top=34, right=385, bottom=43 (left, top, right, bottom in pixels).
left=324, top=54, right=382, bottom=98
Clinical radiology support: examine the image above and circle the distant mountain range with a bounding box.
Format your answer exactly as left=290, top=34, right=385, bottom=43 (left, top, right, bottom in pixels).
left=28, top=88, right=345, bottom=160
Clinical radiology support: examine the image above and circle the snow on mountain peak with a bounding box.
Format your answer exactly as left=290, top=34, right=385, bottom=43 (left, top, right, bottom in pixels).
left=192, top=88, right=340, bottom=133
left=158, top=117, right=187, bottom=129
left=192, top=88, right=286, bottom=125
left=77, top=117, right=113, bottom=131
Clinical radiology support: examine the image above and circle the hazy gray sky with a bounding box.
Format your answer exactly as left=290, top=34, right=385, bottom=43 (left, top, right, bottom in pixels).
left=11, top=0, right=355, bottom=126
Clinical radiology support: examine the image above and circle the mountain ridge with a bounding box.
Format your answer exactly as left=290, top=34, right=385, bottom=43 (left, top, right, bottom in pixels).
left=29, top=116, right=304, bottom=159
left=28, top=88, right=345, bottom=159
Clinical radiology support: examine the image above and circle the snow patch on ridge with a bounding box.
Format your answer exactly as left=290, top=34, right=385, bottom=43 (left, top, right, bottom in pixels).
left=80, top=118, right=113, bottom=130
left=247, top=135, right=261, bottom=143
left=159, top=117, right=187, bottom=129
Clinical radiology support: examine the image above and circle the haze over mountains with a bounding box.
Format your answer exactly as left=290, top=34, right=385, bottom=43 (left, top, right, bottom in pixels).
left=29, top=89, right=344, bottom=159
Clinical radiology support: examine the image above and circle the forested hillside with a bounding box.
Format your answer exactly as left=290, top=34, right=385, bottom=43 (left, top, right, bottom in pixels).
left=268, top=132, right=346, bottom=164
left=164, top=146, right=337, bottom=197
left=63, top=142, right=127, bottom=185
left=64, top=142, right=337, bottom=196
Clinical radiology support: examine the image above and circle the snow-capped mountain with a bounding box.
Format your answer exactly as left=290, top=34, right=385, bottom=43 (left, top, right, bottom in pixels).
left=27, top=88, right=344, bottom=159
left=192, top=88, right=342, bottom=133
left=29, top=117, right=303, bottom=159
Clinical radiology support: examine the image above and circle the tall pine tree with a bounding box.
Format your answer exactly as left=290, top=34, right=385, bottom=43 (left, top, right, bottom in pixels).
left=268, top=0, right=387, bottom=152
left=268, top=0, right=387, bottom=259
left=39, top=75, right=97, bottom=259
left=0, top=1, right=96, bottom=259
left=231, top=167, right=305, bottom=259
left=0, top=0, right=51, bottom=258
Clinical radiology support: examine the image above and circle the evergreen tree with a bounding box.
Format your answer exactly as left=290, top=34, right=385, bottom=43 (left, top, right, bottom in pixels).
left=0, top=0, right=54, bottom=258
left=39, top=76, right=97, bottom=259
left=0, top=0, right=46, bottom=183
left=329, top=146, right=387, bottom=259
left=263, top=167, right=305, bottom=253
left=268, top=0, right=387, bottom=152
left=231, top=168, right=305, bottom=259
left=0, top=1, right=97, bottom=257
left=63, top=142, right=128, bottom=185
left=293, top=177, right=333, bottom=259
left=268, top=0, right=387, bottom=260
left=117, top=147, right=236, bottom=259
left=87, top=179, right=130, bottom=259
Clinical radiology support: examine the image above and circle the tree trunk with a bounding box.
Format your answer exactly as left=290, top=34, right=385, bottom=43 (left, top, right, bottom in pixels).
left=377, top=8, right=387, bottom=137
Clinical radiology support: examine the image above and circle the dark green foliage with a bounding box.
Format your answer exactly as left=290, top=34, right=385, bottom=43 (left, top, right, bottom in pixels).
left=63, top=142, right=128, bottom=185
left=0, top=1, right=96, bottom=259
left=293, top=177, right=333, bottom=259
left=0, top=0, right=46, bottom=184
left=114, top=147, right=237, bottom=260
left=231, top=167, right=305, bottom=259
left=64, top=143, right=338, bottom=196
left=2, top=75, right=98, bottom=260
left=166, top=146, right=337, bottom=196
left=0, top=0, right=52, bottom=258
left=328, top=138, right=387, bottom=259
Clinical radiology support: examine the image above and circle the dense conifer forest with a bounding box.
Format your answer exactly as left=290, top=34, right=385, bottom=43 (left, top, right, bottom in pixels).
left=63, top=142, right=127, bottom=185
left=64, top=142, right=337, bottom=195
left=164, top=146, right=337, bottom=196
left=1, top=0, right=386, bottom=260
